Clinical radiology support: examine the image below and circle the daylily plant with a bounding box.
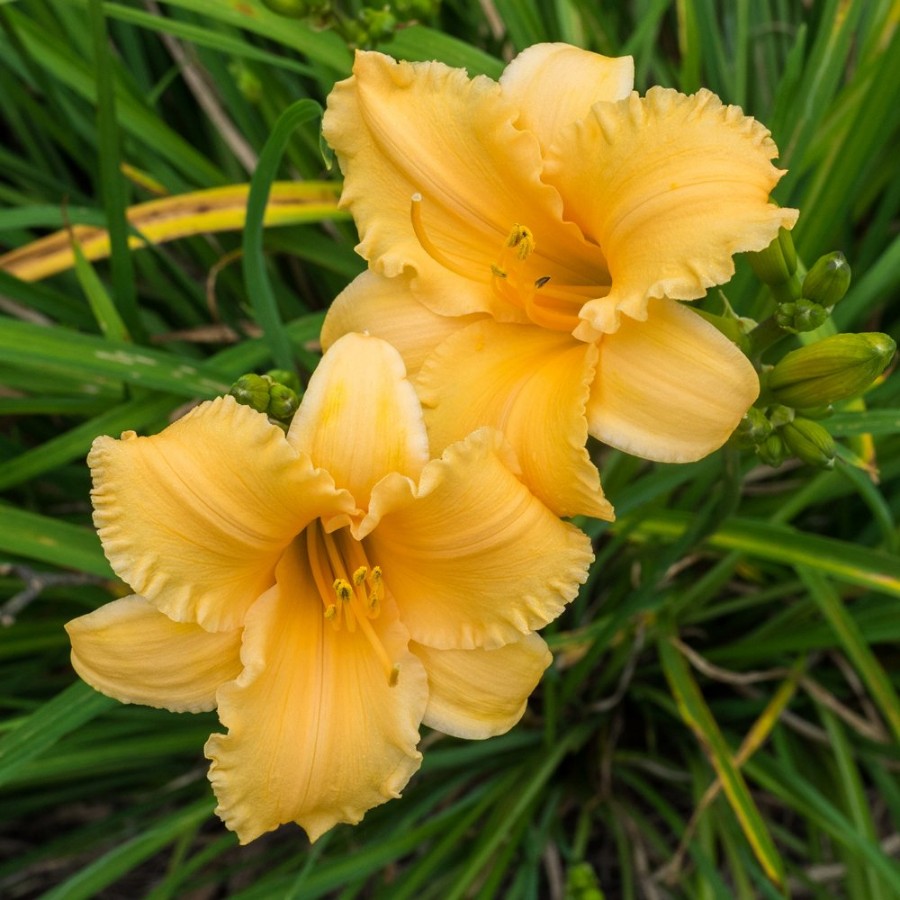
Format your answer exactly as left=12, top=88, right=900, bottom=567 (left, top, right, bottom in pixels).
left=66, top=334, right=593, bottom=843
left=321, top=43, right=799, bottom=519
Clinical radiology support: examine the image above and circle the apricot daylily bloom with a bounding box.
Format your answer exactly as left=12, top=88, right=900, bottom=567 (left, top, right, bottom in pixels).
left=321, top=44, right=799, bottom=519
left=66, top=333, right=592, bottom=843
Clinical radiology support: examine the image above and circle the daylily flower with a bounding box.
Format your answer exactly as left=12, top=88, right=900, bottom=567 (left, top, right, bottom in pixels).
left=66, top=333, right=592, bottom=843
left=320, top=43, right=799, bottom=519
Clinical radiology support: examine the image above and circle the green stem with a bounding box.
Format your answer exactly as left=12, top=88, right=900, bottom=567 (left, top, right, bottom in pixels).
left=748, top=316, right=789, bottom=359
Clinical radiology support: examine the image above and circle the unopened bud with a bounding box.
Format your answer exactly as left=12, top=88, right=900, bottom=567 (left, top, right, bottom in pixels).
left=774, top=298, right=830, bottom=333
left=265, top=368, right=301, bottom=394
left=767, top=404, right=794, bottom=429
left=268, top=383, right=299, bottom=419
left=734, top=407, right=772, bottom=446
left=261, top=0, right=329, bottom=15
left=769, top=333, right=896, bottom=408
left=757, top=433, right=787, bottom=467
left=782, top=418, right=836, bottom=469
left=229, top=374, right=270, bottom=414
left=801, top=252, right=851, bottom=309
left=748, top=227, right=797, bottom=285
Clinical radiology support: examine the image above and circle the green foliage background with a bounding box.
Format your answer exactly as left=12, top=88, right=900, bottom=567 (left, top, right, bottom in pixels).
left=1, top=1, right=899, bottom=896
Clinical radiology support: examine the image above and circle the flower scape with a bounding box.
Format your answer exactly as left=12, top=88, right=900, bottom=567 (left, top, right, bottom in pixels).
left=68, top=42, right=800, bottom=843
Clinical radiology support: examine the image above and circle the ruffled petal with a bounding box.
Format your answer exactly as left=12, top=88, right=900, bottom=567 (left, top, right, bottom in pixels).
left=361, top=428, right=593, bottom=651
left=544, top=86, right=799, bottom=338
left=206, top=539, right=428, bottom=844
left=90, top=396, right=352, bottom=632
left=66, top=595, right=242, bottom=713
left=323, top=50, right=608, bottom=320
left=288, top=333, right=429, bottom=506
left=412, top=632, right=551, bottom=739
left=319, top=270, right=482, bottom=378
left=416, top=320, right=614, bottom=520
left=500, top=43, right=634, bottom=153
left=588, top=299, right=759, bottom=460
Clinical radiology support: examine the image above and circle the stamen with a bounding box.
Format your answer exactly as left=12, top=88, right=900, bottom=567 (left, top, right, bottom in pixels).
left=410, top=194, right=473, bottom=279
left=367, top=566, right=384, bottom=617
left=333, top=578, right=355, bottom=632
left=307, top=524, right=342, bottom=627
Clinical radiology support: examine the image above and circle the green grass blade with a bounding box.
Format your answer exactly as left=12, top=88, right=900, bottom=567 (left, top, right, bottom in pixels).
left=41, top=797, right=214, bottom=900
left=0, top=318, right=231, bottom=397
left=0, top=681, right=114, bottom=789
left=0, top=506, right=110, bottom=576
left=243, top=98, right=323, bottom=371
left=0, top=392, right=179, bottom=491
left=88, top=0, right=141, bottom=340
left=626, top=511, right=900, bottom=598
left=658, top=634, right=785, bottom=887
left=798, top=565, right=900, bottom=743
left=71, top=236, right=131, bottom=342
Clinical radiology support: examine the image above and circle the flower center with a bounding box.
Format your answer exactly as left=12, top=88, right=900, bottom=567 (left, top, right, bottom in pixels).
left=410, top=194, right=605, bottom=335
left=306, top=521, right=398, bottom=687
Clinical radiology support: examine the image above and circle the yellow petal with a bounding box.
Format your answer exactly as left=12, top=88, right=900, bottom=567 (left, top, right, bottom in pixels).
left=416, top=320, right=614, bottom=520
left=412, top=632, right=551, bottom=739
left=90, top=396, right=352, bottom=632
left=288, top=333, right=429, bottom=506
left=500, top=43, right=634, bottom=153
left=544, top=87, right=799, bottom=338
left=206, top=539, right=427, bottom=844
left=323, top=50, right=607, bottom=319
left=320, top=270, right=483, bottom=377
left=66, top=595, right=242, bottom=713
left=362, top=428, right=594, bottom=651
left=588, top=299, right=759, bottom=460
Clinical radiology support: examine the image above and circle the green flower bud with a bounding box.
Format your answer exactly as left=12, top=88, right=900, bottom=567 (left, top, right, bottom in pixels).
left=768, top=333, right=896, bottom=408
left=747, top=227, right=797, bottom=285
left=757, top=433, right=787, bottom=467
left=734, top=407, right=772, bottom=446
left=267, top=382, right=300, bottom=420
left=358, top=8, right=398, bottom=42
left=782, top=418, right=836, bottom=469
left=774, top=298, right=831, bottom=333
left=565, top=862, right=604, bottom=900
left=767, top=404, right=794, bottom=429
left=265, top=368, right=301, bottom=394
left=261, top=0, right=329, bottom=16
left=801, top=251, right=851, bottom=308
left=229, top=374, right=271, bottom=414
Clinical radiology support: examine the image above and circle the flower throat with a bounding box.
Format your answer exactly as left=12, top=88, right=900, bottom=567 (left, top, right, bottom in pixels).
left=306, top=521, right=398, bottom=686
left=410, top=193, right=604, bottom=334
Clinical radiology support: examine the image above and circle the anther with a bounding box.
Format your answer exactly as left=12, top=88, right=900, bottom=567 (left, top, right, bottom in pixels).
left=334, top=579, right=352, bottom=603
left=506, top=224, right=535, bottom=260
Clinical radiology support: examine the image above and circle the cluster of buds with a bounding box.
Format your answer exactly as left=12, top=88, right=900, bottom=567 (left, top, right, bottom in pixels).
left=748, top=228, right=852, bottom=334
left=737, top=405, right=837, bottom=469
left=737, top=332, right=895, bottom=469
left=260, top=0, right=438, bottom=47
left=229, top=369, right=302, bottom=429
left=738, top=233, right=895, bottom=470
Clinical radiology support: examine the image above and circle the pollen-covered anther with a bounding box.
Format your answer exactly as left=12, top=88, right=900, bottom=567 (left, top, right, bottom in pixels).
left=333, top=578, right=352, bottom=603
left=367, top=566, right=384, bottom=617
left=506, top=224, right=536, bottom=260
